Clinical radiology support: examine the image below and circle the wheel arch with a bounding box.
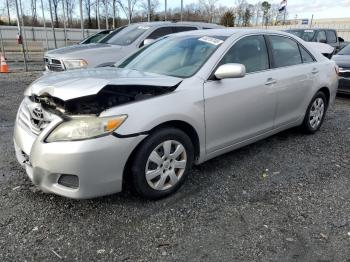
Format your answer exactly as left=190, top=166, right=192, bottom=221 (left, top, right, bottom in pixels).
left=122, top=120, right=201, bottom=190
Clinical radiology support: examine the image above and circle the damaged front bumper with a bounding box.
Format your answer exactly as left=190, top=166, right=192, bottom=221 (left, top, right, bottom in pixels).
left=13, top=100, right=146, bottom=199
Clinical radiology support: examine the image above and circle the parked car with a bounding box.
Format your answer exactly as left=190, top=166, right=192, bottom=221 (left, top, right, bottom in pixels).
left=79, top=29, right=113, bottom=44
left=44, top=21, right=224, bottom=72
left=286, top=28, right=348, bottom=53
left=15, top=29, right=338, bottom=199
left=332, top=43, right=350, bottom=94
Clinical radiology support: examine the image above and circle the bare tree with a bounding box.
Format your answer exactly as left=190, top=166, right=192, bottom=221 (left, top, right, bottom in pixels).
left=139, top=0, right=159, bottom=21
left=220, top=9, right=235, bottom=27
left=117, top=0, right=139, bottom=23
left=51, top=0, right=61, bottom=27
left=6, top=0, right=12, bottom=24
left=84, top=0, right=94, bottom=28
left=199, top=0, right=219, bottom=23
left=31, top=0, right=38, bottom=25
left=64, top=0, right=76, bottom=27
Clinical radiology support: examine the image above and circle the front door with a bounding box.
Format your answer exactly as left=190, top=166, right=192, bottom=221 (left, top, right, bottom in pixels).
left=204, top=35, right=276, bottom=154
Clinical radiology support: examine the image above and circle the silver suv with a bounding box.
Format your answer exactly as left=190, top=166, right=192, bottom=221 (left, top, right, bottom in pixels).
left=44, top=21, right=223, bottom=72
left=15, top=29, right=338, bottom=199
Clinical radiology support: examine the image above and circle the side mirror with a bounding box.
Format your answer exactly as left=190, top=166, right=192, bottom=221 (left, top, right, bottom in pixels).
left=338, top=37, right=344, bottom=42
left=214, top=63, right=246, bottom=80
left=143, top=38, right=155, bottom=46
left=319, top=39, right=327, bottom=44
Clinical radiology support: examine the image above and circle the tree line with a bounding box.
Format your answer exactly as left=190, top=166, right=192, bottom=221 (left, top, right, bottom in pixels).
left=0, top=0, right=290, bottom=29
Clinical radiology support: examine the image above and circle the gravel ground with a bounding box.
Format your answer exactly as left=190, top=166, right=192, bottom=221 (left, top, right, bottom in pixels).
left=0, top=73, right=350, bottom=261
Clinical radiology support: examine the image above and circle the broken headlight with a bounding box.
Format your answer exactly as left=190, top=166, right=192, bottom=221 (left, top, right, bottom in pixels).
left=46, top=115, right=127, bottom=142
left=63, top=59, right=88, bottom=70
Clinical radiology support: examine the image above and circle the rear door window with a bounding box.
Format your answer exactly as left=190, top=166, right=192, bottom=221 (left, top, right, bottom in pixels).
left=326, top=30, right=337, bottom=43
left=268, top=35, right=302, bottom=68
left=174, top=26, right=198, bottom=33
left=147, top=27, right=174, bottom=39
left=316, top=31, right=327, bottom=42
left=299, top=45, right=315, bottom=63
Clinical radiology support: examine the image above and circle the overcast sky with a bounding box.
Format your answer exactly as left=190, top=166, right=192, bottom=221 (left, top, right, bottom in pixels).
left=166, top=0, right=350, bottom=19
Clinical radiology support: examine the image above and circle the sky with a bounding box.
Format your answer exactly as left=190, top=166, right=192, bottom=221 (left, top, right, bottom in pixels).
left=166, top=0, right=350, bottom=20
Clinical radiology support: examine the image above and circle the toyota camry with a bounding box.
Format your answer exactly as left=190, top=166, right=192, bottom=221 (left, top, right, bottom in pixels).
left=14, top=29, right=338, bottom=199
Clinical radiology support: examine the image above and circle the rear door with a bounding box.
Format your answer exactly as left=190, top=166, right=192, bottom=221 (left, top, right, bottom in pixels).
left=266, top=35, right=318, bottom=127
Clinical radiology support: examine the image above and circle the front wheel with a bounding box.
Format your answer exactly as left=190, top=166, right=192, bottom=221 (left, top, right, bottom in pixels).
left=301, top=91, right=328, bottom=134
left=130, top=127, right=194, bottom=200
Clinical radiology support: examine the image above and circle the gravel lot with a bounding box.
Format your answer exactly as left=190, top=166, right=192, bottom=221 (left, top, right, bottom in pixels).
left=0, top=72, right=350, bottom=261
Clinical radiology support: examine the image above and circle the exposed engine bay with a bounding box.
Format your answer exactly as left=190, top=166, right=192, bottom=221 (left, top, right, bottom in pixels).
left=29, top=84, right=178, bottom=116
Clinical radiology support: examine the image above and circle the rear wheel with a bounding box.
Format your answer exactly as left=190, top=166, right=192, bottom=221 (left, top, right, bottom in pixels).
left=301, top=91, right=328, bottom=134
left=131, top=127, right=194, bottom=200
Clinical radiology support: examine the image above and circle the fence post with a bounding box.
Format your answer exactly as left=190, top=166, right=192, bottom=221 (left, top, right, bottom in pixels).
left=0, top=28, right=5, bottom=58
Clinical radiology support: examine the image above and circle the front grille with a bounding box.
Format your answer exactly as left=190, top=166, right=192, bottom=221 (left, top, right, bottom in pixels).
left=44, top=57, right=65, bottom=72
left=339, top=67, right=350, bottom=78
left=17, top=99, right=51, bottom=136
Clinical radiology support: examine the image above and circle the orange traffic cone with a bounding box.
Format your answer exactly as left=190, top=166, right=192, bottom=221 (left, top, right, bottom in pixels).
left=0, top=53, right=9, bottom=73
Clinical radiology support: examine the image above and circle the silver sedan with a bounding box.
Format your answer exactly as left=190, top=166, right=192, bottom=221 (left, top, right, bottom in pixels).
left=14, top=29, right=338, bottom=199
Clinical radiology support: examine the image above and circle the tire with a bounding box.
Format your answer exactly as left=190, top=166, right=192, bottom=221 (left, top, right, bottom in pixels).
left=301, top=91, right=328, bottom=134
left=130, top=127, right=194, bottom=200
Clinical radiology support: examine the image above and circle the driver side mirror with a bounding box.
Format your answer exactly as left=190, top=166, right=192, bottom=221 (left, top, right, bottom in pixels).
left=214, top=63, right=246, bottom=80
left=143, top=38, right=155, bottom=46
left=338, top=37, right=344, bottom=42
left=319, top=39, right=327, bottom=44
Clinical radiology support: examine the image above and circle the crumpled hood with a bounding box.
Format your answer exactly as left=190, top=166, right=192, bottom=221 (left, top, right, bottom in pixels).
left=332, top=55, right=350, bottom=68
left=26, top=67, right=183, bottom=101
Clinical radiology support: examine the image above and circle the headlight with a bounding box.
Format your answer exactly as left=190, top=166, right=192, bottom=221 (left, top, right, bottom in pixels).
left=46, top=115, right=127, bottom=142
left=63, top=59, right=88, bottom=70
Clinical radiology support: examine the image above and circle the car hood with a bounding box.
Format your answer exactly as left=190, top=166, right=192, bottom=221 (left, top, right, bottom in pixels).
left=26, top=67, right=183, bottom=101
left=46, top=43, right=116, bottom=56
left=332, top=55, right=350, bottom=68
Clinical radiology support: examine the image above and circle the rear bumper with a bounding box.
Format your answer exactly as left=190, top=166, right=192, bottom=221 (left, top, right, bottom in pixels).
left=14, top=117, right=146, bottom=199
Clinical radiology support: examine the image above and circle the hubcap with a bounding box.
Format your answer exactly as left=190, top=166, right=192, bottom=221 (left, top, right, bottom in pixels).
left=309, top=97, right=325, bottom=129
left=145, top=140, right=187, bottom=191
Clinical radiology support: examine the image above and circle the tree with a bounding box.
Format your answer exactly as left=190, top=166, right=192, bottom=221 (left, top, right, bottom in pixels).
left=199, top=0, right=219, bottom=23
left=139, top=0, right=159, bottom=21
left=51, top=0, right=61, bottom=27
left=117, top=0, right=140, bottom=23
left=64, top=0, right=76, bottom=27
left=31, top=0, right=38, bottom=25
left=84, top=0, right=94, bottom=28
left=220, top=10, right=235, bottom=27
left=242, top=5, right=253, bottom=26
left=261, top=1, right=271, bottom=26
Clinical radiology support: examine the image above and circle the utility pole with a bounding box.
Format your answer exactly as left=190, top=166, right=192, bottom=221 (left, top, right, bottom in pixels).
left=79, top=0, right=85, bottom=39
left=0, top=28, right=5, bottom=58
left=147, top=0, right=151, bottom=22
left=48, top=0, right=57, bottom=48
left=6, top=0, right=11, bottom=24
left=310, top=14, right=314, bottom=28
left=18, top=0, right=28, bottom=61
left=40, top=0, right=49, bottom=50
left=180, top=0, right=183, bottom=21
left=113, top=0, right=116, bottom=28
left=62, top=0, right=68, bottom=46
left=14, top=0, right=28, bottom=71
left=164, top=0, right=167, bottom=21
left=97, top=0, right=101, bottom=29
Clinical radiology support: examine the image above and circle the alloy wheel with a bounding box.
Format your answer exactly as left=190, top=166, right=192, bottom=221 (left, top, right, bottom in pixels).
left=309, top=97, right=325, bottom=129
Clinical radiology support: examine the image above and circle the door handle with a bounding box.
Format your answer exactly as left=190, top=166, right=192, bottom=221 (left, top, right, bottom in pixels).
left=312, top=68, right=319, bottom=74
left=265, top=78, right=277, bottom=85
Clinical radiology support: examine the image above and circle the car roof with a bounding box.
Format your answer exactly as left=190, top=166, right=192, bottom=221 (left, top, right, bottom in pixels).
left=170, top=28, right=295, bottom=38
left=128, top=21, right=222, bottom=28
left=286, top=28, right=335, bottom=31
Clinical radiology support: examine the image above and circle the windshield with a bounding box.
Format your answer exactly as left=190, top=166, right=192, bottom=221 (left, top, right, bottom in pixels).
left=117, top=35, right=227, bottom=78
left=287, top=30, right=315, bottom=41
left=338, top=44, right=350, bottom=55
left=98, top=26, right=126, bottom=43
left=103, top=25, right=149, bottom=45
